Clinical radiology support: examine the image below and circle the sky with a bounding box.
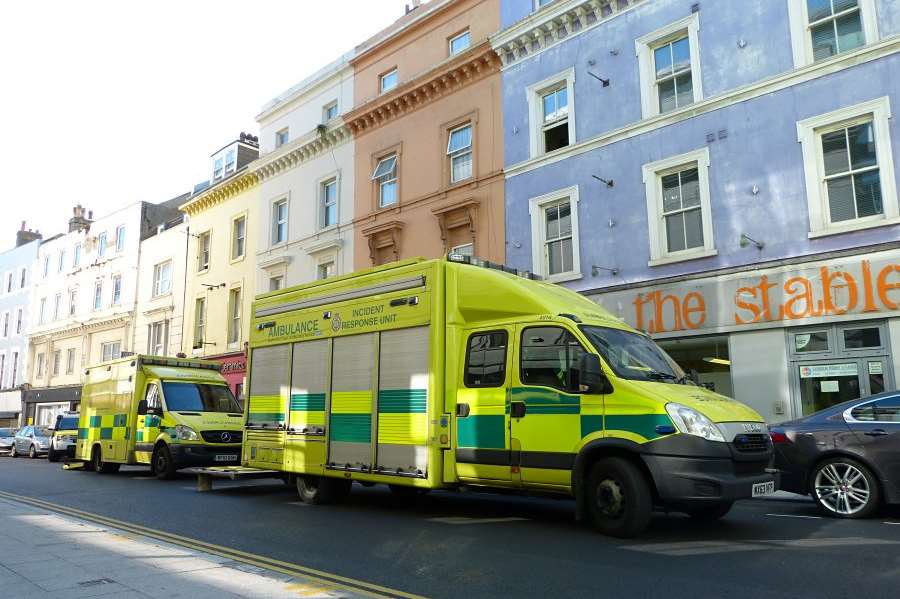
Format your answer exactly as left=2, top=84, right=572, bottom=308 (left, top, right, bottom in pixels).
left=0, top=0, right=412, bottom=243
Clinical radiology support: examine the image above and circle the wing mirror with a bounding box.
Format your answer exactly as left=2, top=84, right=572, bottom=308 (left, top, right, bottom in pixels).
left=578, top=354, right=614, bottom=395
left=137, top=399, right=148, bottom=416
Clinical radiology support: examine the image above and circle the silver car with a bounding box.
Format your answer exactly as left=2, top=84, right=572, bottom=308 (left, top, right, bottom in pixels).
left=9, top=426, right=51, bottom=458
left=0, top=428, right=16, bottom=454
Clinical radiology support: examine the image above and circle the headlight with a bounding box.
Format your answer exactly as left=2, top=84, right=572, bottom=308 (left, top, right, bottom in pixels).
left=665, top=403, right=725, bottom=442
left=174, top=425, right=200, bottom=441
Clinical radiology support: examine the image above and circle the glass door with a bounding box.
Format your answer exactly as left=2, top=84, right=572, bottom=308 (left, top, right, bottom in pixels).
left=796, top=358, right=895, bottom=416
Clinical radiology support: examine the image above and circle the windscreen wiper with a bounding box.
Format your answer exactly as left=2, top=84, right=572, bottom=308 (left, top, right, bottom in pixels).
left=645, top=370, right=678, bottom=381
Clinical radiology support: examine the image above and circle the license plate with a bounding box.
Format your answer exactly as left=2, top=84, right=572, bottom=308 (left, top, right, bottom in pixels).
left=214, top=454, right=237, bottom=462
left=752, top=481, right=776, bottom=497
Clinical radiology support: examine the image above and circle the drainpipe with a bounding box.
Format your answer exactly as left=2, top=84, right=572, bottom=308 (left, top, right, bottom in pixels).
left=180, top=221, right=190, bottom=355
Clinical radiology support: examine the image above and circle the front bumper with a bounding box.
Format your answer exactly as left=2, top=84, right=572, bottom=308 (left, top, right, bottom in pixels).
left=641, top=434, right=778, bottom=508
left=169, top=444, right=241, bottom=468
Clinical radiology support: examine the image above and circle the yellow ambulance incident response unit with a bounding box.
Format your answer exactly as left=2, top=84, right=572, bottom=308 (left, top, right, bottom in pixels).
left=74, top=355, right=244, bottom=479
left=244, top=256, right=777, bottom=537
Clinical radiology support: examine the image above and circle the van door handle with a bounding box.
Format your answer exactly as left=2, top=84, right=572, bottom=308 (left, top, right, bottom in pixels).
left=510, top=401, right=526, bottom=419
left=864, top=429, right=889, bottom=437
left=456, top=403, right=470, bottom=418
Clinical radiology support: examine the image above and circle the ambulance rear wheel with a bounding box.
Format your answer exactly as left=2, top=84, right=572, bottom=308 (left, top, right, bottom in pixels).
left=92, top=447, right=119, bottom=474
left=585, top=457, right=652, bottom=538
left=152, top=445, right=177, bottom=480
left=296, top=475, right=351, bottom=505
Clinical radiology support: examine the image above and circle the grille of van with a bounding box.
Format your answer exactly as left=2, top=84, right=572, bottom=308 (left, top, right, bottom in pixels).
left=200, top=430, right=242, bottom=444
left=732, top=433, right=770, bottom=453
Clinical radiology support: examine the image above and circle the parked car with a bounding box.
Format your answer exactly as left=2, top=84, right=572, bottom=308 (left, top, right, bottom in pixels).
left=0, top=427, right=17, bottom=454
left=9, top=425, right=52, bottom=459
left=48, top=412, right=79, bottom=462
left=770, top=392, right=900, bottom=518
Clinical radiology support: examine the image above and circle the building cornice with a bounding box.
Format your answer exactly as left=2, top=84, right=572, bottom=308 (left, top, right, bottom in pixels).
left=344, top=41, right=501, bottom=136
left=505, top=34, right=900, bottom=179
left=180, top=170, right=260, bottom=216
left=257, top=56, right=354, bottom=124
left=255, top=122, right=352, bottom=182
left=491, top=0, right=647, bottom=69
left=29, top=314, right=132, bottom=343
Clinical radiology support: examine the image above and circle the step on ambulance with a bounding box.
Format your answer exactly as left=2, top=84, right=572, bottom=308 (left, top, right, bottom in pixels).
left=74, top=356, right=244, bottom=478
left=244, top=256, right=777, bottom=537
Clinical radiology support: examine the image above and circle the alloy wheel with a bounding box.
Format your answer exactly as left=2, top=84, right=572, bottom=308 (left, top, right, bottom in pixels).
left=814, top=462, right=871, bottom=516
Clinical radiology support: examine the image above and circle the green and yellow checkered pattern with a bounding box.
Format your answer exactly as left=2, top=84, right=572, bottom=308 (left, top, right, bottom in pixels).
left=78, top=413, right=130, bottom=443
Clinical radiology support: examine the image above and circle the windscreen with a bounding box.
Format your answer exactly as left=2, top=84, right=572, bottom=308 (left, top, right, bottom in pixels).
left=34, top=427, right=51, bottom=437
left=161, top=382, right=241, bottom=413
left=580, top=326, right=687, bottom=384
left=0, top=428, right=11, bottom=437
left=57, top=417, right=79, bottom=430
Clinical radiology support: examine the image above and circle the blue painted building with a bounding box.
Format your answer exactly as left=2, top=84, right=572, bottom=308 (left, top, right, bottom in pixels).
left=494, top=0, right=900, bottom=421
left=0, top=227, right=42, bottom=426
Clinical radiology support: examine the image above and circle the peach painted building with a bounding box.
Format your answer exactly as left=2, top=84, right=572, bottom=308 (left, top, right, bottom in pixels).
left=345, top=0, right=504, bottom=267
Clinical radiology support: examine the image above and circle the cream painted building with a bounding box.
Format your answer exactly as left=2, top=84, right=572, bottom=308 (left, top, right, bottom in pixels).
left=25, top=200, right=181, bottom=425
left=133, top=198, right=189, bottom=358
left=179, top=134, right=260, bottom=400
left=254, top=55, right=355, bottom=291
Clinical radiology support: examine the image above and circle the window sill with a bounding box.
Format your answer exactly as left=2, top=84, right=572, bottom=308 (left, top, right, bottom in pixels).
left=151, top=292, right=173, bottom=300
left=648, top=248, right=718, bottom=267
left=546, top=271, right=583, bottom=284
left=229, top=255, right=246, bottom=265
left=808, top=217, right=900, bottom=239
left=197, top=268, right=210, bottom=276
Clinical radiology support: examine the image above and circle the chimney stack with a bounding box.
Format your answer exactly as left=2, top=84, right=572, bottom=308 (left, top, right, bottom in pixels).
left=68, top=204, right=93, bottom=233
left=15, top=221, right=42, bottom=247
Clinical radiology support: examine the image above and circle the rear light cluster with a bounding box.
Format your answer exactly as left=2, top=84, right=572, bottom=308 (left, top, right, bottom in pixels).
left=770, top=431, right=790, bottom=444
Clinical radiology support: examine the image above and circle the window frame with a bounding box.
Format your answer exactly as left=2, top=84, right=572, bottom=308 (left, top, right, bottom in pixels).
left=98, top=232, right=108, bottom=258
left=463, top=329, right=509, bottom=389
left=149, top=321, right=166, bottom=356
left=111, top=274, right=122, bottom=306
left=68, top=289, right=77, bottom=317
left=447, top=123, right=474, bottom=184
left=449, top=29, right=471, bottom=56
left=52, top=350, right=61, bottom=376
left=380, top=68, right=399, bottom=94
left=152, top=260, right=172, bottom=297
left=642, top=147, right=716, bottom=266
left=115, top=225, right=125, bottom=252
left=52, top=293, right=61, bottom=321
left=373, top=153, right=399, bottom=209
left=100, top=341, right=121, bottom=363
left=271, top=198, right=289, bottom=246
left=193, top=297, right=206, bottom=349
left=66, top=348, right=76, bottom=375
left=528, top=185, right=582, bottom=282
left=197, top=231, right=211, bottom=272
left=518, top=325, right=587, bottom=394
left=322, top=100, right=339, bottom=123
left=227, top=287, right=242, bottom=347
left=319, top=176, right=339, bottom=230
left=269, top=276, right=284, bottom=292
left=93, top=280, right=103, bottom=311
left=316, top=260, right=335, bottom=281
left=526, top=67, right=576, bottom=158
left=224, top=148, right=236, bottom=175
left=787, top=0, right=879, bottom=68
left=15, top=308, right=23, bottom=335
left=797, top=96, right=899, bottom=238
left=636, top=13, right=703, bottom=119
left=275, top=128, right=289, bottom=148
left=73, top=244, right=81, bottom=269
left=231, top=214, right=247, bottom=261
left=844, top=394, right=900, bottom=424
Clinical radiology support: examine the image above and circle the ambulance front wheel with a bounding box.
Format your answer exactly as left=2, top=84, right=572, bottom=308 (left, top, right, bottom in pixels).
left=585, top=457, right=652, bottom=538
left=152, top=444, right=177, bottom=480
left=296, top=475, right=352, bottom=505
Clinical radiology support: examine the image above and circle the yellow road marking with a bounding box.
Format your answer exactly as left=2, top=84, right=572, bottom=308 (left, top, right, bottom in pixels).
left=0, top=490, right=425, bottom=599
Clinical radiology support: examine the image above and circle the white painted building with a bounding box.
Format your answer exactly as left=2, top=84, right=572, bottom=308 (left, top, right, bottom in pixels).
left=24, top=201, right=181, bottom=425
left=254, top=53, right=356, bottom=291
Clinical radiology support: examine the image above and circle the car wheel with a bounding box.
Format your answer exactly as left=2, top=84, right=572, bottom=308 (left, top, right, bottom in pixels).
left=9, top=444, right=17, bottom=458
left=585, top=457, right=652, bottom=538
left=48, top=447, right=58, bottom=463
left=29, top=445, right=37, bottom=459
left=296, top=475, right=351, bottom=505
left=686, top=502, right=733, bottom=521
left=811, top=457, right=881, bottom=519
left=152, top=445, right=176, bottom=480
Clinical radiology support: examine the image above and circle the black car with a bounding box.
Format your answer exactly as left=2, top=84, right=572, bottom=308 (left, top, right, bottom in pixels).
left=770, top=392, right=900, bottom=518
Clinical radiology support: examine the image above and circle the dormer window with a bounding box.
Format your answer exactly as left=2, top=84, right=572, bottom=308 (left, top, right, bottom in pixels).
left=224, top=149, right=236, bottom=174
left=213, top=157, right=224, bottom=180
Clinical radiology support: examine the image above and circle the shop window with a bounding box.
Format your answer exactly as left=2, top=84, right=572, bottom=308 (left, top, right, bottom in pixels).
left=795, top=330, right=830, bottom=353
left=843, top=326, right=880, bottom=349
left=464, top=331, right=507, bottom=388
left=658, top=335, right=733, bottom=397
left=520, top=327, right=585, bottom=392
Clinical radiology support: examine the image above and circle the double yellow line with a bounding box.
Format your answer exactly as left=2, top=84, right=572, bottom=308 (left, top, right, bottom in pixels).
left=0, top=490, right=425, bottom=599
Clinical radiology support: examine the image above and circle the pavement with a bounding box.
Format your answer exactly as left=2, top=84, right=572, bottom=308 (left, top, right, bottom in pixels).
left=0, top=496, right=377, bottom=599
left=2, top=456, right=900, bottom=598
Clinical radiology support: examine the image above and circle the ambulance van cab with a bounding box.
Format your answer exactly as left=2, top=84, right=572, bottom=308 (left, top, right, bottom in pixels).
left=243, top=256, right=777, bottom=537
left=75, top=355, right=243, bottom=479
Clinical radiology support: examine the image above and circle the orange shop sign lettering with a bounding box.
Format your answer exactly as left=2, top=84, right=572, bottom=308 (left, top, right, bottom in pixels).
left=594, top=255, right=900, bottom=335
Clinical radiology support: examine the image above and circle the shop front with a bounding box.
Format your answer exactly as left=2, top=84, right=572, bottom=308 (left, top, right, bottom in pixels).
left=205, top=351, right=246, bottom=407
left=22, top=385, right=82, bottom=426
left=588, top=248, right=900, bottom=423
